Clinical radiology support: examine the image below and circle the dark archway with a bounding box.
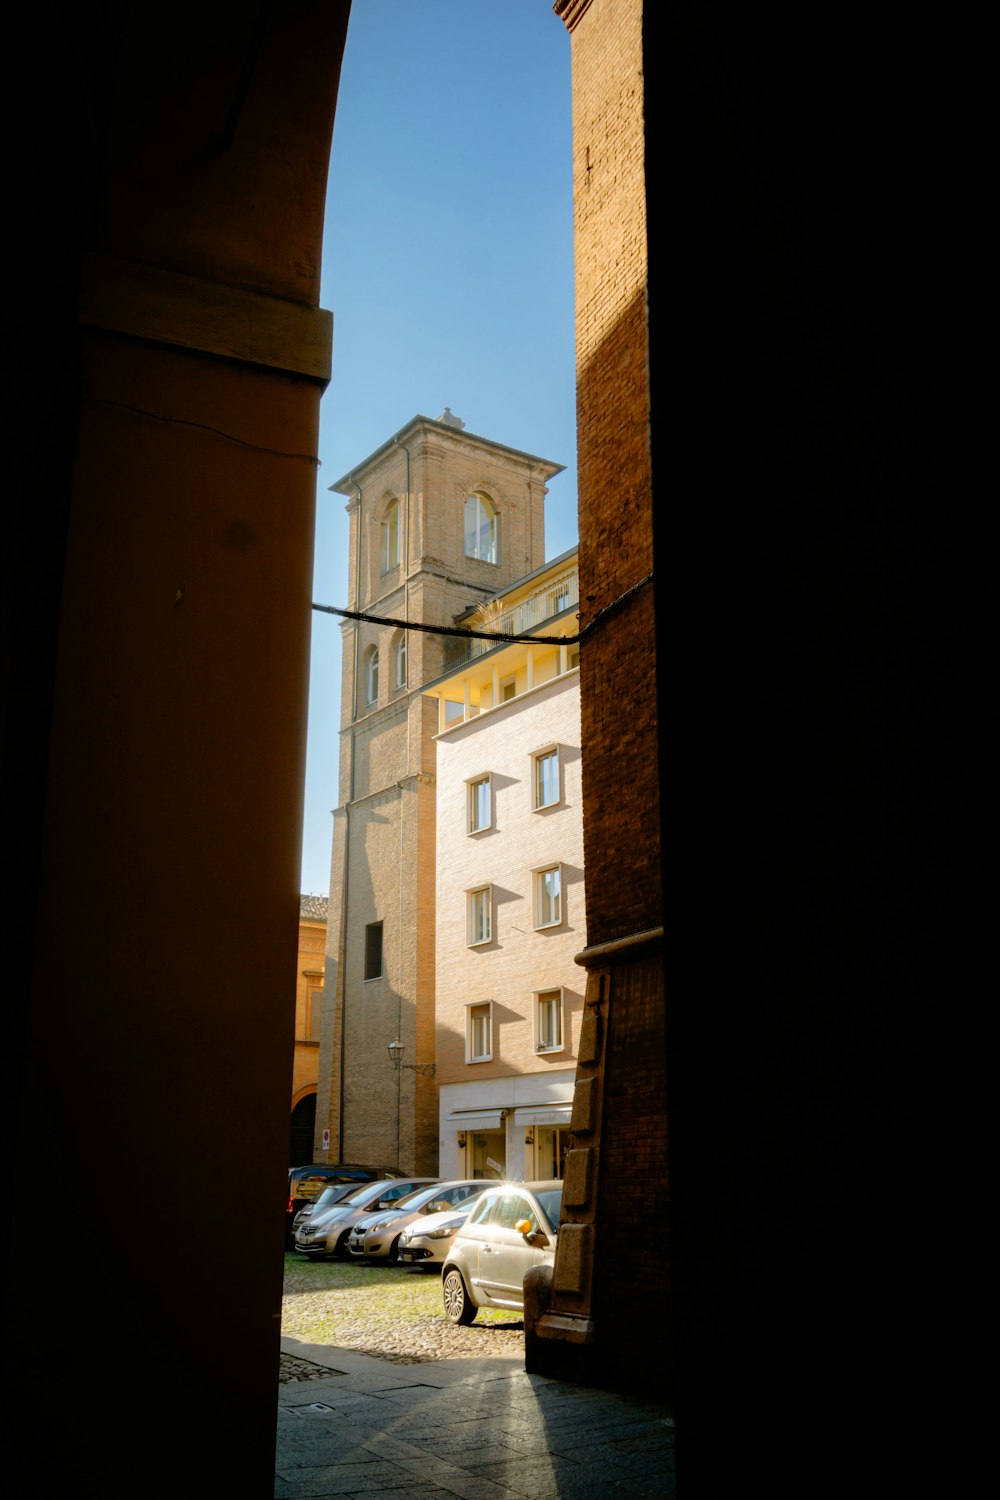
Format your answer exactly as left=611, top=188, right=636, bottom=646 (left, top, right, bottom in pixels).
left=5, top=4, right=919, bottom=1497
left=289, top=1092, right=318, bottom=1167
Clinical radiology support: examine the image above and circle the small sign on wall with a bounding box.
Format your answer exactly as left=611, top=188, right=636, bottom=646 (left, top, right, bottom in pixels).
left=487, top=1156, right=503, bottom=1175
left=322, top=1129, right=330, bottom=1151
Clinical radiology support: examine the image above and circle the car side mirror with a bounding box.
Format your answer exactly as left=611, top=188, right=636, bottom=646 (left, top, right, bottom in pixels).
left=515, top=1218, right=547, bottom=1245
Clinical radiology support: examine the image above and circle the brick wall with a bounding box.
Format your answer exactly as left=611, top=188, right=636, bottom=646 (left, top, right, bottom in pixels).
left=542, top=0, right=668, bottom=1390
left=571, top=0, right=659, bottom=947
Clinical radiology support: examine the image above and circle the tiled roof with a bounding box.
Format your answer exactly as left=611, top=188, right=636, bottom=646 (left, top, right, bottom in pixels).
left=299, top=894, right=329, bottom=921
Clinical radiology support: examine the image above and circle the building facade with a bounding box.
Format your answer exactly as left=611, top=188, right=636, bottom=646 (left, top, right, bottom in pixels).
left=315, top=411, right=564, bottom=1175
left=422, top=551, right=584, bottom=1182
left=289, top=893, right=328, bottom=1164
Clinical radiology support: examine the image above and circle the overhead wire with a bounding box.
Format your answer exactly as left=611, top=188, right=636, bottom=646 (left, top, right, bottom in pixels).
left=311, top=570, right=653, bottom=648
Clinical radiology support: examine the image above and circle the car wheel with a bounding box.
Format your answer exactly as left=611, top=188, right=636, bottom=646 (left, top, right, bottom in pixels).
left=442, top=1268, right=476, bottom=1325
left=332, top=1230, right=350, bottom=1260
left=387, top=1236, right=401, bottom=1264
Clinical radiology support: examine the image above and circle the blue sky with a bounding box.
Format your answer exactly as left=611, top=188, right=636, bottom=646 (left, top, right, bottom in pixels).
left=301, top=1, right=578, bottom=895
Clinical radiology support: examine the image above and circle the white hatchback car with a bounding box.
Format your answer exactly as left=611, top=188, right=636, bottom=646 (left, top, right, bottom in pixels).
left=440, top=1181, right=563, bottom=1324
left=396, top=1187, right=493, bottom=1271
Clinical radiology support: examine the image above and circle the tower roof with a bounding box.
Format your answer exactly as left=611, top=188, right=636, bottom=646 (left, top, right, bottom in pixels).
left=328, top=413, right=565, bottom=496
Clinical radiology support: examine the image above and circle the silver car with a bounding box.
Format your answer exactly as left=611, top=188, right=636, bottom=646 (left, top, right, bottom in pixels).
left=347, top=1180, right=490, bottom=1264
left=290, top=1180, right=372, bottom=1239
left=397, top=1200, right=481, bottom=1271
left=440, top=1181, right=563, bottom=1324
left=293, top=1177, right=436, bottom=1258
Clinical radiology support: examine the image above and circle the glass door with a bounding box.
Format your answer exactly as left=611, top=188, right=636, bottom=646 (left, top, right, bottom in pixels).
left=471, top=1130, right=506, bottom=1179
left=536, top=1125, right=568, bottom=1179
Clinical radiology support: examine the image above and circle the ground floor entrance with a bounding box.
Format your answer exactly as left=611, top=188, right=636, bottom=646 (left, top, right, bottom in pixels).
left=470, top=1129, right=506, bottom=1179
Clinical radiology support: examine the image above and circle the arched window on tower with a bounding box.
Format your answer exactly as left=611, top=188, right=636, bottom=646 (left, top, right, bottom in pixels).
left=364, top=645, right=379, bottom=705
left=394, top=631, right=407, bottom=690
left=464, top=493, right=497, bottom=564
left=381, top=499, right=400, bottom=573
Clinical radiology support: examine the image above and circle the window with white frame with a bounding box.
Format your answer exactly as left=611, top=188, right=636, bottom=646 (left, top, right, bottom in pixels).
left=464, top=493, right=497, bottom=564
left=467, top=885, right=492, bottom=946
left=532, top=746, right=560, bottom=809
left=467, top=774, right=492, bottom=833
left=466, top=1001, right=493, bottom=1063
left=393, top=631, right=407, bottom=690
left=534, top=988, right=564, bottom=1052
left=364, top=645, right=379, bottom=705
left=381, top=499, right=400, bottom=572
left=532, top=863, right=562, bottom=928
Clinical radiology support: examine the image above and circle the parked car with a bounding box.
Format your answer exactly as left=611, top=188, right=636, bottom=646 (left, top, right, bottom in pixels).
left=440, top=1181, right=563, bottom=1324
left=290, top=1180, right=371, bottom=1240
left=286, top=1163, right=400, bottom=1244
left=293, top=1178, right=409, bottom=1254
left=346, top=1180, right=490, bottom=1264
left=293, top=1177, right=437, bottom=1258
left=397, top=1199, right=486, bottom=1271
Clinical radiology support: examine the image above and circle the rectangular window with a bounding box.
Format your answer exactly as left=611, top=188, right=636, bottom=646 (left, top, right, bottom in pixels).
left=364, top=921, right=383, bottom=980
left=534, top=989, right=564, bottom=1051
left=308, top=987, right=323, bottom=1041
left=533, top=747, right=560, bottom=809
left=533, top=864, right=562, bottom=928
left=467, top=774, right=491, bottom=833
left=500, top=676, right=516, bottom=702
left=467, top=886, right=492, bottom=946
left=466, top=1002, right=493, bottom=1063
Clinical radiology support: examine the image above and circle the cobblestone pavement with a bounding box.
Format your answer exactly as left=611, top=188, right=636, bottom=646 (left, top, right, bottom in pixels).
left=279, top=1254, right=528, bottom=1376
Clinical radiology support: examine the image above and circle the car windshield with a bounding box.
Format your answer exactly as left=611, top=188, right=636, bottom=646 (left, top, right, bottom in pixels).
left=421, top=1183, right=486, bottom=1214
left=535, top=1189, right=563, bottom=1227
left=342, top=1179, right=398, bottom=1207
left=385, top=1184, right=438, bottom=1210
left=388, top=1182, right=461, bottom=1215
left=311, top=1185, right=349, bottom=1209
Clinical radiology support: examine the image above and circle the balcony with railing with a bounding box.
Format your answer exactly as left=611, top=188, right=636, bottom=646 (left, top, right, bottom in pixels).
left=450, top=564, right=579, bottom=669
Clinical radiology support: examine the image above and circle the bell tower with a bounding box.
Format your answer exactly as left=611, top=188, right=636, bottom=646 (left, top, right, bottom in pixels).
left=316, top=412, right=563, bottom=1173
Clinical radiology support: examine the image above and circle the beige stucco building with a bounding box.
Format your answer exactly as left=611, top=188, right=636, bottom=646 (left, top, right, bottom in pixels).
left=315, top=410, right=564, bottom=1174
left=422, top=549, right=584, bottom=1182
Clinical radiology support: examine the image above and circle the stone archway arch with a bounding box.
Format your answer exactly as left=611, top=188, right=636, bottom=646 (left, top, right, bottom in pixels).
left=290, top=1086, right=319, bottom=1166
left=8, top=5, right=353, bottom=1494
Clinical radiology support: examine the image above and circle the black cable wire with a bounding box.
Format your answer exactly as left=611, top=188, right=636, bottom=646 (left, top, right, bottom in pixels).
left=311, top=571, right=653, bottom=647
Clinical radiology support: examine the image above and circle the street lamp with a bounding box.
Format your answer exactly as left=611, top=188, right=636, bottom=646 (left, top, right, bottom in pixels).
left=386, top=1039, right=436, bottom=1173
left=386, top=1039, right=436, bottom=1077
left=388, top=1039, right=402, bottom=1171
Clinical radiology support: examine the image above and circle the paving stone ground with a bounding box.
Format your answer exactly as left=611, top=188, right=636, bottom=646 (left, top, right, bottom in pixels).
left=279, top=1252, right=529, bottom=1373
left=276, top=1254, right=677, bottom=1498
